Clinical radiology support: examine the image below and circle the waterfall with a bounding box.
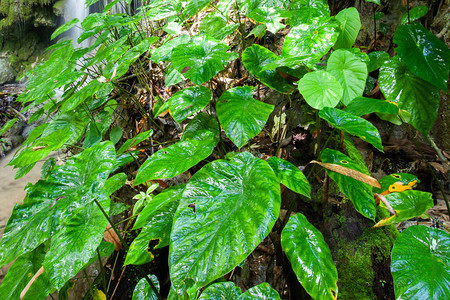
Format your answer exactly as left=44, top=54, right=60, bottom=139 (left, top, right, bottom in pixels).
left=62, top=0, right=141, bottom=47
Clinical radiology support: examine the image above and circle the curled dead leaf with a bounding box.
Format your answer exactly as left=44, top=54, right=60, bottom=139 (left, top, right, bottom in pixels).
left=104, top=223, right=122, bottom=251
left=311, top=160, right=381, bottom=189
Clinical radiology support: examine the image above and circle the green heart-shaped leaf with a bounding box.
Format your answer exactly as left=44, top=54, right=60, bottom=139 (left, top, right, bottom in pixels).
left=281, top=213, right=338, bottom=300
left=367, top=51, right=389, bottom=72
left=151, top=35, right=190, bottom=63
left=319, top=107, right=383, bottom=152
left=156, top=86, right=212, bottom=123
left=288, top=0, right=330, bottom=26
left=170, top=152, right=280, bottom=296
left=321, top=148, right=376, bottom=220
left=344, top=97, right=399, bottom=117
left=242, top=44, right=293, bottom=93
left=282, top=16, right=340, bottom=66
left=181, top=113, right=220, bottom=144
left=267, top=156, right=310, bottom=198
left=238, top=282, right=281, bottom=299
left=134, top=135, right=218, bottom=184
left=401, top=6, right=429, bottom=25
left=394, top=23, right=450, bottom=91
left=216, top=86, right=274, bottom=148
left=373, top=173, right=419, bottom=195
left=334, top=7, right=361, bottom=49
left=375, top=190, right=433, bottom=227
left=132, top=275, right=160, bottom=300
left=126, top=197, right=180, bottom=266
left=391, top=226, right=450, bottom=300
left=327, top=49, right=368, bottom=105
left=181, top=0, right=213, bottom=21
left=43, top=199, right=109, bottom=289
left=0, top=142, right=116, bottom=267
left=0, top=245, right=53, bottom=299
left=298, top=71, right=343, bottom=110
left=171, top=35, right=238, bottom=85
left=199, top=282, right=241, bottom=299
left=379, top=56, right=440, bottom=135
left=247, top=6, right=288, bottom=33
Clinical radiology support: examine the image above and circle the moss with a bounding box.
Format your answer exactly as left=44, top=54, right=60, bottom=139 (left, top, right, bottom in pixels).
left=335, top=207, right=399, bottom=299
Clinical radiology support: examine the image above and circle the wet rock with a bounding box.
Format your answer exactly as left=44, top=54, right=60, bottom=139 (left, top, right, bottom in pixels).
left=0, top=59, right=15, bottom=84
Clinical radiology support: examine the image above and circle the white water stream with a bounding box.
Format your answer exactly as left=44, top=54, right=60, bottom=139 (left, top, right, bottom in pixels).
left=63, top=0, right=140, bottom=47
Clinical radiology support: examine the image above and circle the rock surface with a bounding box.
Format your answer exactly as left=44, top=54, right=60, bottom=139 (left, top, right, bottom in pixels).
left=0, top=59, right=15, bottom=84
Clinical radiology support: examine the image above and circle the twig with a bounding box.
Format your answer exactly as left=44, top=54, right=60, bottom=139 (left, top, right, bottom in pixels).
left=110, top=265, right=127, bottom=300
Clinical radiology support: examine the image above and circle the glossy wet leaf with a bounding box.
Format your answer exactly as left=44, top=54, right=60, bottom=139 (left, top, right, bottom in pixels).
left=364, top=0, right=380, bottom=4
left=281, top=213, right=338, bottom=300
left=145, top=1, right=181, bottom=21
left=319, top=107, right=383, bottom=152
left=321, top=148, right=376, bottom=220
left=117, top=129, right=153, bottom=155
left=282, top=16, right=340, bottom=67
left=373, top=173, right=419, bottom=195
left=342, top=134, right=369, bottom=175
left=151, top=35, right=190, bottom=63
left=0, top=142, right=116, bottom=267
left=401, top=6, right=429, bottom=25
left=199, top=282, right=241, bottom=299
left=247, top=5, right=288, bottom=34
left=134, top=135, right=217, bottom=184
left=327, top=49, right=368, bottom=105
left=288, top=0, right=329, bottom=26
left=181, top=113, right=220, bottom=144
left=344, top=97, right=399, bottom=117
left=0, top=118, right=18, bottom=136
left=394, top=23, right=450, bottom=91
left=298, top=71, right=343, bottom=110
left=267, top=156, right=310, bottom=198
left=374, top=190, right=433, bottom=227
left=391, top=226, right=450, bottom=300
left=44, top=111, right=90, bottom=144
left=110, top=126, right=123, bottom=145
left=181, top=0, right=213, bottom=21
left=126, top=186, right=184, bottom=265
left=367, top=51, right=389, bottom=72
left=170, top=152, right=281, bottom=296
left=334, top=7, right=361, bottom=49
left=155, top=87, right=212, bottom=123
left=242, top=45, right=293, bottom=93
left=216, top=86, right=274, bottom=148
left=51, top=18, right=79, bottom=40
left=10, top=128, right=73, bottom=169
left=379, top=56, right=440, bottom=135
left=0, top=245, right=53, bottom=300
left=132, top=275, right=160, bottom=300
left=238, top=282, right=281, bottom=299
left=42, top=199, right=108, bottom=289
left=171, top=35, right=238, bottom=85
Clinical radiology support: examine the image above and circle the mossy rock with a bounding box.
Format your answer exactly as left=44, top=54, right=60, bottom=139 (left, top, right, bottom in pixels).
left=322, top=204, right=398, bottom=299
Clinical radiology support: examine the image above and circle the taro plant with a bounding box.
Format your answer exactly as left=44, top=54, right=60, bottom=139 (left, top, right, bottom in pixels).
left=0, top=0, right=449, bottom=299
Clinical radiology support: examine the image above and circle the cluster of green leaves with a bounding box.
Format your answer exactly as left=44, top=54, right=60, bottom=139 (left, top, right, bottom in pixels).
left=0, top=0, right=449, bottom=299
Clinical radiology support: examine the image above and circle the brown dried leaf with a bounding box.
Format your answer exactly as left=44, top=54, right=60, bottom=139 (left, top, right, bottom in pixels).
left=104, top=223, right=122, bottom=251
left=311, top=160, right=381, bottom=188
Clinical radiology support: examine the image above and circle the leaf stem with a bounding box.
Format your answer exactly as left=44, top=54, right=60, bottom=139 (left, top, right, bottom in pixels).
left=93, top=199, right=161, bottom=299
left=97, top=248, right=108, bottom=293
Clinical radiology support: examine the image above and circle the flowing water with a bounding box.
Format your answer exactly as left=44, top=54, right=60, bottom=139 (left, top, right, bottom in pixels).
left=63, top=0, right=141, bottom=47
